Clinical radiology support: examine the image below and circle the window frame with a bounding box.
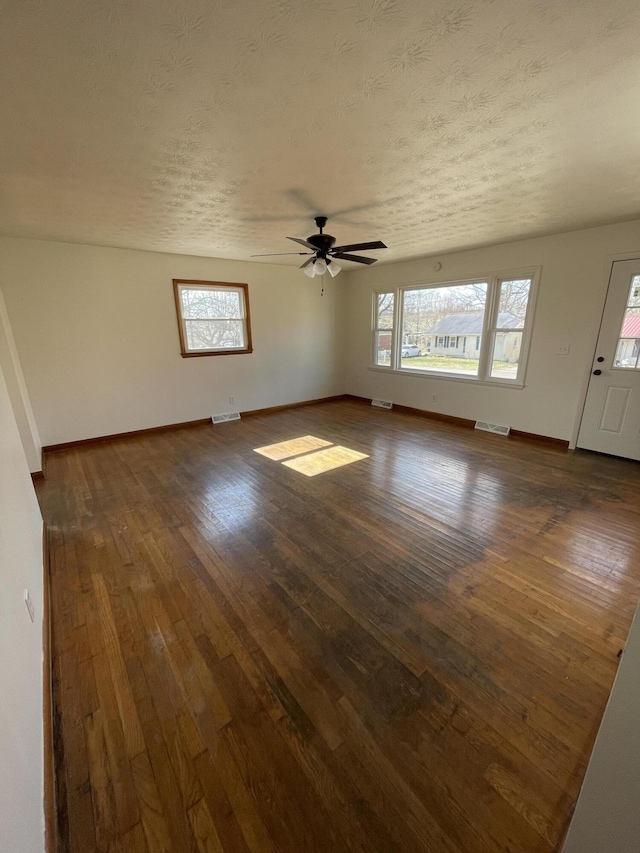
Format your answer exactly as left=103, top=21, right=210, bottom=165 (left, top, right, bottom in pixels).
left=173, top=279, right=253, bottom=358
left=370, top=267, right=539, bottom=387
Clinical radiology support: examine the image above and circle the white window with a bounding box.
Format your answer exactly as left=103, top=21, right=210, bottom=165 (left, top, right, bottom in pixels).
left=173, top=280, right=252, bottom=357
left=371, top=271, right=537, bottom=385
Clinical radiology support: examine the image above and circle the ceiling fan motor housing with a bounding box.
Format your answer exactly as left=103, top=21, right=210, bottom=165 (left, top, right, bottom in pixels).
left=307, top=232, right=336, bottom=256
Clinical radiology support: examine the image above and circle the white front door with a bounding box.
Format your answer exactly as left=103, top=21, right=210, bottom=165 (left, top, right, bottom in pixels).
left=578, top=259, right=640, bottom=460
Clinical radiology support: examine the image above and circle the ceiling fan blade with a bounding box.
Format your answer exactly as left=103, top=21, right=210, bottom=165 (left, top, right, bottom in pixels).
left=332, top=253, right=378, bottom=265
left=287, top=236, right=318, bottom=250
left=251, top=251, right=312, bottom=257
left=300, top=257, right=315, bottom=269
left=331, top=240, right=387, bottom=253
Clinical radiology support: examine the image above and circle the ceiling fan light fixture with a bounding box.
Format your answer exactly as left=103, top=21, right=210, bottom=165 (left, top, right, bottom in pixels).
left=304, top=265, right=316, bottom=278
left=313, top=257, right=327, bottom=275
left=327, top=260, right=342, bottom=277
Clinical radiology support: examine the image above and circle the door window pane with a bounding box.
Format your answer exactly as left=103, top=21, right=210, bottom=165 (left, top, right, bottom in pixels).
left=613, top=276, right=640, bottom=369
left=628, top=275, right=640, bottom=307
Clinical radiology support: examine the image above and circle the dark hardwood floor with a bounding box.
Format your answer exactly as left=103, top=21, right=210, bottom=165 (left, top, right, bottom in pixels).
left=38, top=399, right=640, bottom=852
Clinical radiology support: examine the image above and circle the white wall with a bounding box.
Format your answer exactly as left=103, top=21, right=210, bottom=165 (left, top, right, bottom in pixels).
left=0, top=238, right=345, bottom=446
left=345, top=219, right=640, bottom=440
left=0, top=360, right=45, bottom=852
left=0, top=287, right=41, bottom=471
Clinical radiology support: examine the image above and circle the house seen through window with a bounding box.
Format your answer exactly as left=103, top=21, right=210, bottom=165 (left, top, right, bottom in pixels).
left=373, top=275, right=536, bottom=384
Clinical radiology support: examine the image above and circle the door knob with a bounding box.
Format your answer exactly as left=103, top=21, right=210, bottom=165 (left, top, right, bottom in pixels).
left=592, top=369, right=602, bottom=375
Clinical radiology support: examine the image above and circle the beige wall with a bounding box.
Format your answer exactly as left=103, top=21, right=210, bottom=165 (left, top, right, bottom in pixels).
left=0, top=359, right=45, bottom=851
left=345, top=219, right=640, bottom=440
left=0, top=237, right=345, bottom=446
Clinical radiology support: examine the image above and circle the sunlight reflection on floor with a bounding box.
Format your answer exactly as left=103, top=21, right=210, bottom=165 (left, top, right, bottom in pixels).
left=282, top=445, right=369, bottom=477
left=253, top=435, right=332, bottom=460
left=254, top=435, right=369, bottom=476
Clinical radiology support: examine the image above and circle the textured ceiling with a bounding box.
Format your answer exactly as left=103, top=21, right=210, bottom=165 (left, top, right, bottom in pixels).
left=1, top=0, right=640, bottom=265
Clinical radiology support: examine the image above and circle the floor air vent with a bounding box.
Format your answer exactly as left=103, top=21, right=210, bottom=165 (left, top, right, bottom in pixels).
left=475, top=420, right=510, bottom=436
left=212, top=412, right=241, bottom=424
left=371, top=399, right=393, bottom=410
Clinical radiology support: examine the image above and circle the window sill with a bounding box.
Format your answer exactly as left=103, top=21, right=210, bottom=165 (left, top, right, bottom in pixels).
left=180, top=348, right=253, bottom=358
left=368, top=364, right=524, bottom=389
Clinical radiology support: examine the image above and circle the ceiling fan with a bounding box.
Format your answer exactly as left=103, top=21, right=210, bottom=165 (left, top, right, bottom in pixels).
left=251, top=216, right=387, bottom=278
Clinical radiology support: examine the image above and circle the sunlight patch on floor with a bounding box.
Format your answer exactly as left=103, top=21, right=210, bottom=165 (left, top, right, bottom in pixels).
left=253, top=435, right=332, bottom=460
left=281, top=445, right=369, bottom=477
left=254, top=435, right=369, bottom=476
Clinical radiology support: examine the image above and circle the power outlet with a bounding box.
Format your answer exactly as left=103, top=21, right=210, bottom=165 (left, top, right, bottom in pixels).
left=432, top=393, right=438, bottom=402
left=24, top=589, right=35, bottom=623
left=229, top=395, right=235, bottom=404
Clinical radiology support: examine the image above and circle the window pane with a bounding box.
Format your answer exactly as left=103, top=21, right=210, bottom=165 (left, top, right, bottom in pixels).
left=185, top=319, right=244, bottom=350
left=374, top=331, right=391, bottom=365
left=614, top=340, right=639, bottom=369
left=497, top=279, right=531, bottom=328
left=614, top=306, right=640, bottom=369
left=401, top=282, right=487, bottom=375
left=490, top=330, right=522, bottom=379
left=181, top=288, right=242, bottom=320
left=627, top=275, right=640, bottom=308
left=376, top=293, right=394, bottom=329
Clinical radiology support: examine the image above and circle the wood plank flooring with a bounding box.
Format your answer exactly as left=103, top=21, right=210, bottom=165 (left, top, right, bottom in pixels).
left=38, top=400, right=640, bottom=853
